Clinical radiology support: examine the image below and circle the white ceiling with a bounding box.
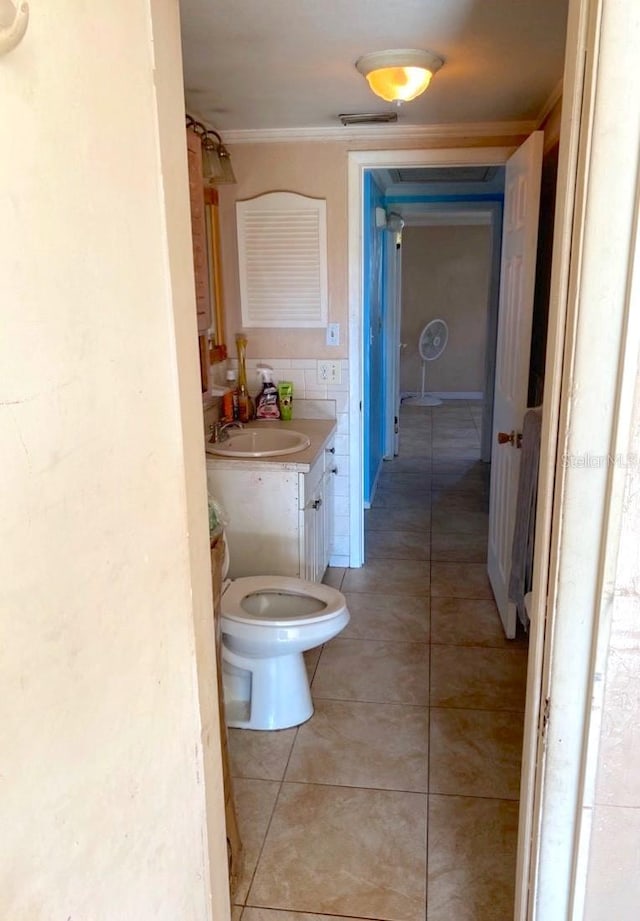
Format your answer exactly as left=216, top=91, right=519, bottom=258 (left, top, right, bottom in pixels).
left=180, top=0, right=569, bottom=135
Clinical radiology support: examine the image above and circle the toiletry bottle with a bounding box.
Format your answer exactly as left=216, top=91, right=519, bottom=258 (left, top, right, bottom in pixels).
left=223, top=369, right=238, bottom=420
left=255, top=366, right=281, bottom=419
left=278, top=381, right=293, bottom=421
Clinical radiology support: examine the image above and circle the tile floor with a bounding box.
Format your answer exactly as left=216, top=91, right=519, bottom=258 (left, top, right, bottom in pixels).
left=228, top=401, right=528, bottom=921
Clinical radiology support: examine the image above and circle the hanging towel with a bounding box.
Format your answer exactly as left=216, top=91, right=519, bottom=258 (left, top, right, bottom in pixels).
left=509, top=407, right=543, bottom=630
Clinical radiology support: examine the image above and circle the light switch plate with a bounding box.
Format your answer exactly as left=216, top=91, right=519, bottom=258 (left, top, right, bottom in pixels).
left=326, top=323, right=340, bottom=346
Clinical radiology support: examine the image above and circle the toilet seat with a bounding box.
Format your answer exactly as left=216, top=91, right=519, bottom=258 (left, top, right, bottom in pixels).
left=222, top=575, right=346, bottom=627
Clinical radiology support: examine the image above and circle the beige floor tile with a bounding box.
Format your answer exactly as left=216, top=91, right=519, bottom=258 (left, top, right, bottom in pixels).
left=433, top=413, right=476, bottom=424
left=430, top=562, right=493, bottom=600
left=233, top=778, right=281, bottom=904
left=313, top=638, right=429, bottom=705
left=231, top=906, right=244, bottom=921
left=427, top=795, right=518, bottom=921
left=399, top=430, right=431, bottom=445
left=430, top=646, right=527, bottom=711
left=342, top=559, right=430, bottom=595
left=432, top=447, right=481, bottom=462
left=248, top=783, right=427, bottom=921
left=429, top=708, right=523, bottom=800
left=399, top=443, right=432, bottom=452
left=431, top=470, right=490, bottom=491
left=366, top=528, right=430, bottom=561
left=380, top=456, right=432, bottom=475
left=372, top=488, right=431, bottom=509
left=432, top=427, right=479, bottom=442
left=243, top=910, right=354, bottom=921
left=431, top=459, right=487, bottom=478
left=430, top=482, right=488, bottom=504
left=366, top=506, right=431, bottom=532
left=430, top=530, right=487, bottom=563
left=229, top=726, right=297, bottom=781
left=377, top=473, right=432, bottom=492
left=303, top=646, right=322, bottom=681
left=431, top=492, right=488, bottom=515
left=431, top=509, right=488, bottom=536
left=322, top=567, right=345, bottom=589
left=432, top=433, right=479, bottom=447
left=342, top=592, right=430, bottom=643
left=430, top=597, right=522, bottom=647
left=286, top=699, right=429, bottom=792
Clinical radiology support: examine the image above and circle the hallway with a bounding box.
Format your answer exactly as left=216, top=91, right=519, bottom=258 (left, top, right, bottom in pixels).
left=228, top=401, right=529, bottom=921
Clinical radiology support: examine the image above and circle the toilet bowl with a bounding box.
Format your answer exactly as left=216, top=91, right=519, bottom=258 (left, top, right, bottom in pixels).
left=219, top=556, right=349, bottom=731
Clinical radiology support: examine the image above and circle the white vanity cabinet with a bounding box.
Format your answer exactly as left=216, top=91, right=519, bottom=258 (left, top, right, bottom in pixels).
left=206, top=424, right=336, bottom=582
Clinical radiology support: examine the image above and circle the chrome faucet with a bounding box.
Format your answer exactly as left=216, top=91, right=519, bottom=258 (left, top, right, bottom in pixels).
left=208, top=420, right=244, bottom=444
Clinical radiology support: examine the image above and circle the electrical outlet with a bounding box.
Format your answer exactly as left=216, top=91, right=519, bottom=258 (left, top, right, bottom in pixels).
left=317, top=360, right=341, bottom=385
left=326, top=322, right=340, bottom=346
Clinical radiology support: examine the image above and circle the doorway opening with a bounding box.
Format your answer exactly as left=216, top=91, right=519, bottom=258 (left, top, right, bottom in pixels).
left=361, top=162, right=506, bottom=511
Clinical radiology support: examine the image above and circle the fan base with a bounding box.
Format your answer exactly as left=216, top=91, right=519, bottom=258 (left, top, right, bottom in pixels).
left=402, top=394, right=443, bottom=407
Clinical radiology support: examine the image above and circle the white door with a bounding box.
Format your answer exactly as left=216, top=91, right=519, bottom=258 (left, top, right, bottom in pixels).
left=383, top=233, right=402, bottom=457
left=487, top=131, right=543, bottom=639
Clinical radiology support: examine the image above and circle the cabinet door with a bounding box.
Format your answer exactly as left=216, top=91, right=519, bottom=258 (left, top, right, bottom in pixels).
left=302, top=500, right=319, bottom=582
left=186, top=128, right=212, bottom=333
left=323, top=447, right=337, bottom=574
left=207, top=465, right=300, bottom=577
left=300, top=456, right=325, bottom=582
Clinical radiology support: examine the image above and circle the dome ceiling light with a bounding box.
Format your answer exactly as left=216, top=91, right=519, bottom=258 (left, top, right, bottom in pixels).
left=355, top=48, right=444, bottom=104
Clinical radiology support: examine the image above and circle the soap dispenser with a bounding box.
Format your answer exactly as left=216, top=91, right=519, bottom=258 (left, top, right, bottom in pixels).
left=255, top=365, right=281, bottom=420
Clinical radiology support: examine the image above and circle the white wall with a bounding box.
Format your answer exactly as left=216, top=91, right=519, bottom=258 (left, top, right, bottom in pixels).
left=400, top=225, right=492, bottom=394
left=0, top=3, right=227, bottom=919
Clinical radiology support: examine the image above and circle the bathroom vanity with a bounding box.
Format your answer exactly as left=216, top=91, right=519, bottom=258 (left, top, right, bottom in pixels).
left=205, top=419, right=337, bottom=581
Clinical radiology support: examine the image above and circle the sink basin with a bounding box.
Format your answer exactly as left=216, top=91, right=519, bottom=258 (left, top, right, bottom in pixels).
left=206, top=427, right=311, bottom=458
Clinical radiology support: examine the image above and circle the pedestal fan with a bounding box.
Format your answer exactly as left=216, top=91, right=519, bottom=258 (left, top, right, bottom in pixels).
left=403, top=318, right=449, bottom=407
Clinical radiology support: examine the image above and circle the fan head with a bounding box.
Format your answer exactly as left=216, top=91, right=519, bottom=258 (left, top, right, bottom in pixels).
left=418, top=319, right=448, bottom=361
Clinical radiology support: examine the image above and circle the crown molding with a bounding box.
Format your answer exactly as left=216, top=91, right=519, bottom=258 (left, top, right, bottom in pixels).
left=221, top=120, right=538, bottom=145
left=536, top=79, right=564, bottom=128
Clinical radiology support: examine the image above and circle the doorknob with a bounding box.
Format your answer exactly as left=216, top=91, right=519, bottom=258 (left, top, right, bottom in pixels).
left=497, top=430, right=522, bottom=448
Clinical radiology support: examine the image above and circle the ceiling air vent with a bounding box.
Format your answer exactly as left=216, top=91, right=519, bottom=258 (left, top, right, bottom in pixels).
left=338, top=112, right=398, bottom=126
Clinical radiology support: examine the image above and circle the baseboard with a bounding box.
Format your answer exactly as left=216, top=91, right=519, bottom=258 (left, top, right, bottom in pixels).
left=329, top=554, right=349, bottom=568
left=365, top=456, right=384, bottom=509
left=401, top=390, right=484, bottom=401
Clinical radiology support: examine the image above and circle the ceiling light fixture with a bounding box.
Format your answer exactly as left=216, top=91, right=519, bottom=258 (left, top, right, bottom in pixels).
left=355, top=48, right=444, bottom=104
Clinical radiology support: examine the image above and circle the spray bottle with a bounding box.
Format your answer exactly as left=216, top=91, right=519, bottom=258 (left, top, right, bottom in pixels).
left=255, top=365, right=281, bottom=420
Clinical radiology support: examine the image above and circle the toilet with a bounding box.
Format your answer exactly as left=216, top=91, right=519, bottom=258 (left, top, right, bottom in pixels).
left=219, top=539, right=350, bottom=731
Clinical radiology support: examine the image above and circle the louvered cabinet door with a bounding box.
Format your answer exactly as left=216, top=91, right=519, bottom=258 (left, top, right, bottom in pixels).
left=236, top=192, right=328, bottom=328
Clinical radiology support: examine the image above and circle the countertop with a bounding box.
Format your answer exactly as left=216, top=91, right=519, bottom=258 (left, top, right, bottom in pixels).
left=204, top=418, right=337, bottom=473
